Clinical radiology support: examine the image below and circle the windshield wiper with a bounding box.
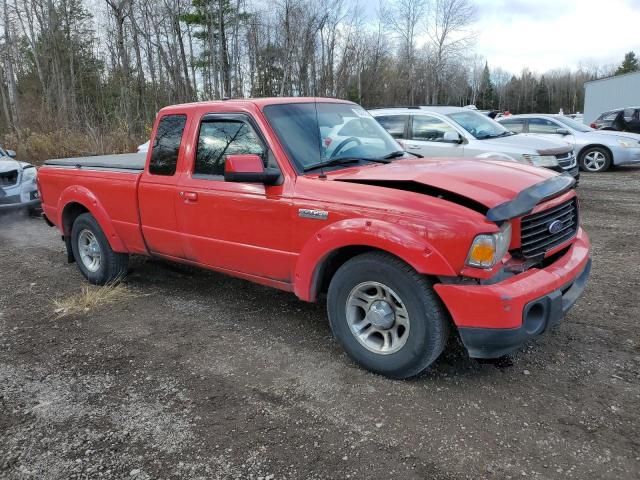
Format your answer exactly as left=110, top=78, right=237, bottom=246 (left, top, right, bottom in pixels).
left=381, top=150, right=423, bottom=159
left=478, top=131, right=513, bottom=140
left=303, top=157, right=390, bottom=173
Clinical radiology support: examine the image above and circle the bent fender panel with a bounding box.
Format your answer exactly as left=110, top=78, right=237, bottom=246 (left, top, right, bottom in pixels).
left=57, top=185, right=127, bottom=252
left=294, top=218, right=455, bottom=302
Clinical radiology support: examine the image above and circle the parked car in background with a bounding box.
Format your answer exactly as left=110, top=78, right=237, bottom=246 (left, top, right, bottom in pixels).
left=591, top=107, right=640, bottom=133
left=0, top=145, right=40, bottom=214
left=370, top=107, right=579, bottom=181
left=137, top=140, right=150, bottom=153
left=498, top=114, right=640, bottom=173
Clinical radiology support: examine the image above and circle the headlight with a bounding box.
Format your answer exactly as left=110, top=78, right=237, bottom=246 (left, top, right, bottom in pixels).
left=22, top=167, right=37, bottom=183
left=618, top=139, right=640, bottom=148
left=522, top=154, right=559, bottom=167
left=466, top=223, right=512, bottom=269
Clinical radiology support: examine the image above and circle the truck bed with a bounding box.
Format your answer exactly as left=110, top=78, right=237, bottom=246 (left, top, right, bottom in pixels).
left=44, top=153, right=145, bottom=171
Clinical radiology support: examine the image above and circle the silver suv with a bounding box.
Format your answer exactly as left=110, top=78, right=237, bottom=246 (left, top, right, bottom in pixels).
left=369, top=106, right=579, bottom=180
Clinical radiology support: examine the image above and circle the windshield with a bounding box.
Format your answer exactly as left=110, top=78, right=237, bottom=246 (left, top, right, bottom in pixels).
left=447, top=110, right=511, bottom=139
left=262, top=102, right=401, bottom=172
left=555, top=116, right=593, bottom=133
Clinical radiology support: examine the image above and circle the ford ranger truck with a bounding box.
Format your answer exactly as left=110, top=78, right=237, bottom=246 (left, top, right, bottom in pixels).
left=37, top=98, right=591, bottom=379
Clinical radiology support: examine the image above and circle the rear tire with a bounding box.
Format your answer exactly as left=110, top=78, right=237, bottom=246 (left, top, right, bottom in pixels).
left=71, top=213, right=129, bottom=285
left=579, top=147, right=611, bottom=172
left=327, top=252, right=449, bottom=379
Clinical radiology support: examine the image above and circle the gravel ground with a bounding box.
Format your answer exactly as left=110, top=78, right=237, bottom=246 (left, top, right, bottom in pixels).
left=1, top=168, right=639, bottom=479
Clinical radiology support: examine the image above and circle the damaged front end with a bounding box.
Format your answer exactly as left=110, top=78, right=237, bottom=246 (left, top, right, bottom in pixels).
left=0, top=159, right=41, bottom=214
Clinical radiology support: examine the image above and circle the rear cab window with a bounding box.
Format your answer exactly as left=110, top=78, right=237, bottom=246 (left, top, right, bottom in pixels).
left=149, top=114, right=187, bottom=175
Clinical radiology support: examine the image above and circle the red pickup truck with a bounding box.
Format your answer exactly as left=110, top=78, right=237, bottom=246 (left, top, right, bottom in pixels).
left=38, top=98, right=591, bottom=378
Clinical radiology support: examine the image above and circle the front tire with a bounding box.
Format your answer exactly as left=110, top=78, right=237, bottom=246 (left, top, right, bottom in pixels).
left=71, top=213, right=129, bottom=285
left=579, top=147, right=611, bottom=172
left=327, top=252, right=449, bottom=379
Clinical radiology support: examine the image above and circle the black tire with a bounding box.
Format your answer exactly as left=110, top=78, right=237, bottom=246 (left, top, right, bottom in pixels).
left=70, top=213, right=129, bottom=285
left=327, top=252, right=450, bottom=379
left=578, top=147, right=612, bottom=173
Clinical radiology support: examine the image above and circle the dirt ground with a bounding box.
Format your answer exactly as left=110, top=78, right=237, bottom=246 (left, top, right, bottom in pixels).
left=1, top=168, right=639, bottom=480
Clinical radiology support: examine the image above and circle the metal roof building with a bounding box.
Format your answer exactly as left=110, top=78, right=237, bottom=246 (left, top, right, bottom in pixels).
left=584, top=71, right=640, bottom=124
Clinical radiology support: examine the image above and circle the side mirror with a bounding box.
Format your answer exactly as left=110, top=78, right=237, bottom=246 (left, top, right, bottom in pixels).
left=443, top=131, right=462, bottom=144
left=224, top=154, right=280, bottom=185
left=555, top=128, right=570, bottom=136
left=6, top=149, right=16, bottom=158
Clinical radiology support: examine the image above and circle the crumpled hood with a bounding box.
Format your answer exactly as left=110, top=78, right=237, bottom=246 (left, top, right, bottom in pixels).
left=329, top=157, right=559, bottom=209
left=479, top=133, right=572, bottom=154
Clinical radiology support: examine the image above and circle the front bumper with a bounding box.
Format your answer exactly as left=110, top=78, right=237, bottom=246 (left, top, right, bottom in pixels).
left=0, top=198, right=41, bottom=211
left=434, top=227, right=591, bottom=358
left=611, top=146, right=640, bottom=166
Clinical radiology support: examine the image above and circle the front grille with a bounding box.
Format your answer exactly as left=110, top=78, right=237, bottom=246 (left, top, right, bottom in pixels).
left=519, top=199, right=578, bottom=259
left=0, top=169, right=18, bottom=186
left=556, top=151, right=577, bottom=170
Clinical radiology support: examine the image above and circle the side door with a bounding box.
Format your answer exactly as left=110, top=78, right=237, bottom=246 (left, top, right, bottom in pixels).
left=527, top=117, right=576, bottom=148
left=176, top=113, right=294, bottom=284
left=138, top=113, right=190, bottom=258
left=404, top=114, right=464, bottom=158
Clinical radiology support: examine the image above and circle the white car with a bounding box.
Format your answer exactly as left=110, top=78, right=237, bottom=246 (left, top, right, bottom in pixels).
left=370, top=106, right=579, bottom=180
left=137, top=140, right=150, bottom=153
left=0, top=146, right=40, bottom=214
left=498, top=114, right=640, bottom=172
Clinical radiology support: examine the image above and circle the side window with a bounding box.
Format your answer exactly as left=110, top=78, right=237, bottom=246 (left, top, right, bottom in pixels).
left=411, top=115, right=457, bottom=141
left=623, top=108, right=636, bottom=122
left=528, top=118, right=560, bottom=134
left=195, top=120, right=265, bottom=177
left=500, top=119, right=524, bottom=133
left=603, top=111, right=619, bottom=121
left=149, top=114, right=187, bottom=176
left=375, top=115, right=408, bottom=139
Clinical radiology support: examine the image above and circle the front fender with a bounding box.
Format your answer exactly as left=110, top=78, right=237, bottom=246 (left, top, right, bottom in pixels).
left=294, top=218, right=455, bottom=301
left=57, top=185, right=127, bottom=252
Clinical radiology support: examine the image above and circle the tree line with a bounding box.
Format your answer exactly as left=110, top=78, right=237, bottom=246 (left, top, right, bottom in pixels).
left=0, top=0, right=624, bottom=160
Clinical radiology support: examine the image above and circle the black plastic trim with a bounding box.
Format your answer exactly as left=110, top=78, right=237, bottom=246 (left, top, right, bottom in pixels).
left=458, top=258, right=591, bottom=359
left=486, top=173, right=576, bottom=222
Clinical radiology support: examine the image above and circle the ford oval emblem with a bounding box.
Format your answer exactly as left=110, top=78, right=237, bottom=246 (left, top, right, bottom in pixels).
left=548, top=220, right=564, bottom=234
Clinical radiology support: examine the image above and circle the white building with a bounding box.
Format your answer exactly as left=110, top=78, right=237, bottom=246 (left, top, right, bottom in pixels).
left=583, top=71, right=640, bottom=124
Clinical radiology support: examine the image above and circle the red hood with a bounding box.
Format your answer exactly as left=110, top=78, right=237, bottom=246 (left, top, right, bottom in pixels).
left=327, top=158, right=557, bottom=209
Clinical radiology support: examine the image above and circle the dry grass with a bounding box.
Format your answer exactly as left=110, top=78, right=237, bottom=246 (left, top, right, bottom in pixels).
left=53, top=283, right=138, bottom=318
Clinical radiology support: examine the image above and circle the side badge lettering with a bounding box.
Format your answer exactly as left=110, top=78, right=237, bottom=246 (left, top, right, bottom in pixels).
left=299, top=208, right=328, bottom=220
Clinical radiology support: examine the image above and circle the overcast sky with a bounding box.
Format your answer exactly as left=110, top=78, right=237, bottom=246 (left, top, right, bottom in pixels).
left=473, top=0, right=640, bottom=73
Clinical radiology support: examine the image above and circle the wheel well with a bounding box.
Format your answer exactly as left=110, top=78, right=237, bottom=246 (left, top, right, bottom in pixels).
left=312, top=246, right=409, bottom=300
left=62, top=202, right=89, bottom=236
left=578, top=144, right=612, bottom=161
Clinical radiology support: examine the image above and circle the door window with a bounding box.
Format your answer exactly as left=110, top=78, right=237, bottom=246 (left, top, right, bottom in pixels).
left=375, top=115, right=408, bottom=139
left=411, top=115, right=458, bottom=141
left=195, top=120, right=265, bottom=177
left=149, top=114, right=187, bottom=176
left=499, top=119, right=525, bottom=133
left=528, top=118, right=561, bottom=134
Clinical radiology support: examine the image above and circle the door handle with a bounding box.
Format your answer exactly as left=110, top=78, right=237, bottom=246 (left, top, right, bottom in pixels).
left=406, top=144, right=420, bottom=150
left=180, top=191, right=198, bottom=202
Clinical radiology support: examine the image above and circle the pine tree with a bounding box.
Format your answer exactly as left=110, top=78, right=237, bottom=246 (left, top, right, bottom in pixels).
left=615, top=51, right=639, bottom=75
left=478, top=62, right=496, bottom=109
